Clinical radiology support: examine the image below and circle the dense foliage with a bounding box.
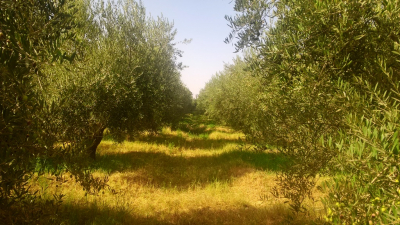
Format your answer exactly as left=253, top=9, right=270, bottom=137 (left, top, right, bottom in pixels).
left=0, top=0, right=192, bottom=223
left=0, top=0, right=80, bottom=223
left=47, top=0, right=193, bottom=159
left=197, top=56, right=265, bottom=138
left=199, top=0, right=400, bottom=223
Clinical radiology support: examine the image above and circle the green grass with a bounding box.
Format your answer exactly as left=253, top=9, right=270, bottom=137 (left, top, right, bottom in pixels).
left=92, top=147, right=287, bottom=190
left=30, top=114, right=324, bottom=225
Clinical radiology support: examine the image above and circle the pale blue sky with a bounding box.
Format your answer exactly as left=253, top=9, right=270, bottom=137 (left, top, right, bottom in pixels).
left=141, top=0, right=239, bottom=97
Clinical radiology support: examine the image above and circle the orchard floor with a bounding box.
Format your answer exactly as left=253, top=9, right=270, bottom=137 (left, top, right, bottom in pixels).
left=34, top=116, right=326, bottom=225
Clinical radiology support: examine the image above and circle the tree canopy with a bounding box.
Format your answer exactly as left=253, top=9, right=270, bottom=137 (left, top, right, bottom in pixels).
left=0, top=0, right=193, bottom=223
left=199, top=0, right=400, bottom=223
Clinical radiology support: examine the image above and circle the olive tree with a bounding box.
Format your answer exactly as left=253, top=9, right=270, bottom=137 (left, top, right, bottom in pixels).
left=0, top=0, right=82, bottom=223
left=197, top=55, right=267, bottom=143
left=49, top=0, right=193, bottom=159
left=0, top=0, right=191, bottom=222
left=225, top=0, right=400, bottom=221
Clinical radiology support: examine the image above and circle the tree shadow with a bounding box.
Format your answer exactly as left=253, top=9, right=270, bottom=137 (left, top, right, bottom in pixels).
left=174, top=122, right=211, bottom=135
left=92, top=150, right=287, bottom=190
left=58, top=201, right=321, bottom=225
left=173, top=114, right=220, bottom=135
left=134, top=133, right=242, bottom=150
left=59, top=202, right=167, bottom=225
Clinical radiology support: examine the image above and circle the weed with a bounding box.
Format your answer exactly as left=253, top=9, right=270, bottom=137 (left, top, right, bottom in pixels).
left=207, top=123, right=216, bottom=129
left=198, top=133, right=209, bottom=140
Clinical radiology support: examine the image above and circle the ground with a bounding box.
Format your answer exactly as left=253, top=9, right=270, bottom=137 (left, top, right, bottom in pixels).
left=32, top=115, right=325, bottom=224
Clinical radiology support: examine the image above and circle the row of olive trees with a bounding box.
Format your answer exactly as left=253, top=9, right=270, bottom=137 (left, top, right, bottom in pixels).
left=199, top=0, right=400, bottom=223
left=197, top=55, right=266, bottom=137
left=46, top=0, right=193, bottom=159
left=0, top=1, right=82, bottom=223
left=0, top=0, right=193, bottom=223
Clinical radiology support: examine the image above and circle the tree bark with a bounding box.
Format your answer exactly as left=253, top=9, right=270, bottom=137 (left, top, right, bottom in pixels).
left=88, top=127, right=106, bottom=160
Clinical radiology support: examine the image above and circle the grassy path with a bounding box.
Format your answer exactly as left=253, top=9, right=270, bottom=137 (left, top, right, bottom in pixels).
left=34, top=116, right=324, bottom=224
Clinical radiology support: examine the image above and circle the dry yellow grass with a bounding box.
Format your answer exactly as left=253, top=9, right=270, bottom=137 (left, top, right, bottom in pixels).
left=31, top=117, right=325, bottom=224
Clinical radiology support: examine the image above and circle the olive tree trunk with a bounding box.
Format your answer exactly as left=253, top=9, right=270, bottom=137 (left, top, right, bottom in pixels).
left=87, top=127, right=106, bottom=160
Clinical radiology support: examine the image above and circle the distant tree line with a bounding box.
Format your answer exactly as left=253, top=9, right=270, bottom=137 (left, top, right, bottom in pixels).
left=0, top=0, right=193, bottom=223
left=198, top=0, right=400, bottom=223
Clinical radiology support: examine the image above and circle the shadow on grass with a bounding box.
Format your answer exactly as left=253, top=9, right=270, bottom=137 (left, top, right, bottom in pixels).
left=92, top=150, right=287, bottom=190
left=59, top=201, right=322, bottom=225
left=174, top=123, right=211, bottom=135
left=59, top=202, right=164, bottom=225
left=173, top=114, right=221, bottom=135
left=134, top=133, right=242, bottom=150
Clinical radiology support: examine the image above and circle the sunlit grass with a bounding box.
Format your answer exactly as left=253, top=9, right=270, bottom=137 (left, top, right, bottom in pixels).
left=30, top=115, right=325, bottom=224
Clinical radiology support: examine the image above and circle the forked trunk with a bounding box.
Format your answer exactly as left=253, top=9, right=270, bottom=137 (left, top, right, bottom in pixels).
left=88, top=127, right=106, bottom=160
